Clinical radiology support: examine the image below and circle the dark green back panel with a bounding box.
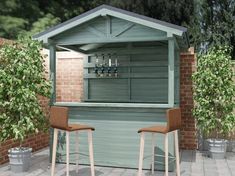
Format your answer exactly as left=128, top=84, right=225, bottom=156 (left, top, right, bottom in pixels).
left=88, top=79, right=129, bottom=100
left=83, top=46, right=178, bottom=104
left=131, top=78, right=168, bottom=102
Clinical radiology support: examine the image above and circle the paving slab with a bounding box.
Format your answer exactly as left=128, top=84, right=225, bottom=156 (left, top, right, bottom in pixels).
left=0, top=148, right=235, bottom=176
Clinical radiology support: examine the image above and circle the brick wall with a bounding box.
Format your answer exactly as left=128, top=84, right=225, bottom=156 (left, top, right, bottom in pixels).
left=180, top=48, right=197, bottom=150
left=56, top=52, right=84, bottom=102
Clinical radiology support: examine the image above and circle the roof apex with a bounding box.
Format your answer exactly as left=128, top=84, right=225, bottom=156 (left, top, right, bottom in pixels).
left=33, top=4, right=188, bottom=47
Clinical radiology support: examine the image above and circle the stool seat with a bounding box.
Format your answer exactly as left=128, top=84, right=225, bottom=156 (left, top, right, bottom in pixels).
left=138, top=125, right=168, bottom=134
left=68, top=124, right=95, bottom=131
left=51, top=123, right=95, bottom=131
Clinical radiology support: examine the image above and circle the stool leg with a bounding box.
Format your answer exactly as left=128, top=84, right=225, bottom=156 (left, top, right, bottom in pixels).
left=66, top=131, right=70, bottom=176
left=165, top=133, right=168, bottom=176
left=88, top=130, right=95, bottom=176
left=75, top=131, right=79, bottom=173
left=151, top=133, right=155, bottom=174
left=51, top=128, right=58, bottom=176
left=138, top=132, right=145, bottom=176
left=174, top=130, right=180, bottom=176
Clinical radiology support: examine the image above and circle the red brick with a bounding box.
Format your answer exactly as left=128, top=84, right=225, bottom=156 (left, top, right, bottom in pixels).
left=56, top=58, right=83, bottom=102
left=180, top=50, right=197, bottom=150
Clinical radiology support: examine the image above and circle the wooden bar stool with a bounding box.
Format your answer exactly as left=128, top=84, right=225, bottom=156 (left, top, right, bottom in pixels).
left=137, top=108, right=181, bottom=176
left=50, top=106, right=95, bottom=176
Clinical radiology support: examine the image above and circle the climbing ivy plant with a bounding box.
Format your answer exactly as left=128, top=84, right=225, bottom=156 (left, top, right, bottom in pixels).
left=0, top=38, right=51, bottom=144
left=192, top=46, right=235, bottom=138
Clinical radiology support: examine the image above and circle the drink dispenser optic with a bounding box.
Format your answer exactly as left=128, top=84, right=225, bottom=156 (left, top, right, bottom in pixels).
left=100, top=54, right=105, bottom=77
left=94, top=54, right=99, bottom=75
left=94, top=53, right=118, bottom=77
left=108, top=54, right=112, bottom=77
left=114, top=54, right=118, bottom=77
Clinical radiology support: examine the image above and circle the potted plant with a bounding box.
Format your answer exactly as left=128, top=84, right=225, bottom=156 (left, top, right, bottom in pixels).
left=192, top=46, right=235, bottom=159
left=0, top=38, right=51, bottom=172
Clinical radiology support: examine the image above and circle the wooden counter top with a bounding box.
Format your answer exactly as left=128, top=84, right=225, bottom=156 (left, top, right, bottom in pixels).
left=53, top=102, right=176, bottom=108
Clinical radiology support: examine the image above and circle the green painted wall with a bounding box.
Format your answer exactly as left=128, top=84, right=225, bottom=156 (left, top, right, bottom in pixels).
left=56, top=107, right=175, bottom=170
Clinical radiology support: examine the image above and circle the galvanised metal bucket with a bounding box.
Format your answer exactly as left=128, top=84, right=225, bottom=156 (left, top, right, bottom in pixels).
left=206, top=139, right=227, bottom=159
left=8, top=147, right=32, bottom=172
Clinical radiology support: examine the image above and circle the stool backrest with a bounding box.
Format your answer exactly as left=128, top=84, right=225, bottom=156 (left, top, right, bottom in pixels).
left=50, top=106, right=69, bottom=130
left=166, top=108, right=181, bottom=132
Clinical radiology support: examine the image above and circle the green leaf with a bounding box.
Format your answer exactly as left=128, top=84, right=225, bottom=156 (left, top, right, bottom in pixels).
left=0, top=38, right=51, bottom=142
left=192, top=46, right=235, bottom=137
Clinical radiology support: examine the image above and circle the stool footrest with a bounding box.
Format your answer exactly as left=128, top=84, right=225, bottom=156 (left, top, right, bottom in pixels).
left=153, top=158, right=176, bottom=165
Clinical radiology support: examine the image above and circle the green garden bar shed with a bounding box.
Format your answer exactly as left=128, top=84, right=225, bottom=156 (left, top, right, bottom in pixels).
left=34, top=5, right=189, bottom=170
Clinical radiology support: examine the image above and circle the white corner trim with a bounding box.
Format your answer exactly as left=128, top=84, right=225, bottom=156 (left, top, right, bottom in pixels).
left=56, top=51, right=85, bottom=59
left=42, top=49, right=85, bottom=59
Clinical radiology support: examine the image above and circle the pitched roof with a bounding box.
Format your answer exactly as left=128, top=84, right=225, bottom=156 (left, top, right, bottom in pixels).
left=33, top=4, right=188, bottom=42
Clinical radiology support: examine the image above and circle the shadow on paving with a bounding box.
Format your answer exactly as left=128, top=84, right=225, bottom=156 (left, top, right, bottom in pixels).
left=1, top=148, right=235, bottom=176
left=61, top=168, right=103, bottom=176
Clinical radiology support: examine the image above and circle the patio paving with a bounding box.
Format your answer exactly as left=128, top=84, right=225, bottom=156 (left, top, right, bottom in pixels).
left=0, top=148, right=235, bottom=176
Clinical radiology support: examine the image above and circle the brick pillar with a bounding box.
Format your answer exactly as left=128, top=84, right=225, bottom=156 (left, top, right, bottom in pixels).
left=180, top=48, right=197, bottom=150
